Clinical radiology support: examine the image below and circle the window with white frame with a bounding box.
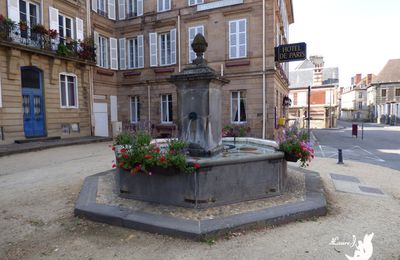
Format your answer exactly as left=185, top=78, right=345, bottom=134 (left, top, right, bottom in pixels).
left=188, top=0, right=203, bottom=6
left=160, top=32, right=172, bottom=66
left=58, top=14, right=73, bottom=44
left=19, top=0, right=40, bottom=27
left=231, top=91, right=247, bottom=123
left=188, top=25, right=204, bottom=63
left=358, top=102, right=362, bottom=110
left=382, top=89, right=387, bottom=97
left=127, top=0, right=142, bottom=17
left=161, top=94, right=173, bottom=123
left=358, top=92, right=362, bottom=98
left=127, top=36, right=144, bottom=69
left=229, top=19, right=247, bottom=59
left=97, top=0, right=107, bottom=15
left=130, top=96, right=140, bottom=123
left=60, top=74, right=78, bottom=108
left=99, top=36, right=109, bottom=68
left=149, top=29, right=176, bottom=67
left=157, top=0, right=171, bottom=12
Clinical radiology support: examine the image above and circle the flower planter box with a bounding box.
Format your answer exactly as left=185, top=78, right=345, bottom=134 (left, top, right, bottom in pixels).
left=117, top=152, right=286, bottom=208
left=284, top=153, right=299, bottom=162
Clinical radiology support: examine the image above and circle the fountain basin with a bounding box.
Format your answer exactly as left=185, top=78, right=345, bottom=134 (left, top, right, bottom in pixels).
left=117, top=138, right=287, bottom=208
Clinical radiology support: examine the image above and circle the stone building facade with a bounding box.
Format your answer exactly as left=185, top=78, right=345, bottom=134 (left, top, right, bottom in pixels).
left=371, top=59, right=400, bottom=125
left=0, top=0, right=95, bottom=143
left=0, top=0, right=294, bottom=143
left=288, top=56, right=339, bottom=128
left=90, top=0, right=294, bottom=139
left=340, top=73, right=375, bottom=121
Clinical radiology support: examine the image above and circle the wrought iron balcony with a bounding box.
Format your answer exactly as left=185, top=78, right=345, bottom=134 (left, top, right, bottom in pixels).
left=0, top=21, right=96, bottom=63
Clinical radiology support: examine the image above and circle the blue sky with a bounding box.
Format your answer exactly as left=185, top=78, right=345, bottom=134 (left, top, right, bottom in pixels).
left=289, top=0, right=400, bottom=86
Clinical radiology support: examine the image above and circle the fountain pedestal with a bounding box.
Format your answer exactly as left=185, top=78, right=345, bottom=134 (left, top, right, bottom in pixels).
left=170, top=65, right=228, bottom=157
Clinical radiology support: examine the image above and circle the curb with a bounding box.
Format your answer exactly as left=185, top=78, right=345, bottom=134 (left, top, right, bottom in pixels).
left=0, top=137, right=112, bottom=157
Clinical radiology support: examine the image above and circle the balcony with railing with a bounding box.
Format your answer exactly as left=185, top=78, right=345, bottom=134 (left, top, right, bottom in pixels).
left=0, top=15, right=96, bottom=64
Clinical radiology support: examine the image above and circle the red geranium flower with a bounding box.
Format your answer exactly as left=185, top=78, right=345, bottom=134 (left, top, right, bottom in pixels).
left=111, top=146, right=116, bottom=151
left=112, top=163, right=116, bottom=168
left=135, top=165, right=142, bottom=171
left=144, top=155, right=153, bottom=159
left=194, top=163, right=201, bottom=169
left=120, top=148, right=127, bottom=153
left=122, top=153, right=129, bottom=158
left=159, top=156, right=166, bottom=162
left=153, top=147, right=161, bottom=153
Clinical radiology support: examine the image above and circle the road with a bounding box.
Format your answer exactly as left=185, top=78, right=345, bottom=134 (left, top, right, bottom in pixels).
left=312, top=120, right=400, bottom=171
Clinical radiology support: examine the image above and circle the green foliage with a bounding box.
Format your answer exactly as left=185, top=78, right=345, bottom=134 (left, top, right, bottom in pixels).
left=56, top=43, right=71, bottom=56
left=113, top=131, right=134, bottom=146
left=222, top=124, right=250, bottom=137
left=112, top=132, right=199, bottom=174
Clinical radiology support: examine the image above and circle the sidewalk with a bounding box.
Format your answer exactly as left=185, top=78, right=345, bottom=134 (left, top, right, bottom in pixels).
left=1, top=142, right=399, bottom=259
left=0, top=136, right=112, bottom=157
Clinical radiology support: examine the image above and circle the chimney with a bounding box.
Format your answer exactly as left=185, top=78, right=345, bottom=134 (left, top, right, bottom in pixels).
left=310, top=55, right=324, bottom=86
left=367, top=74, right=372, bottom=84
left=355, top=74, right=362, bottom=85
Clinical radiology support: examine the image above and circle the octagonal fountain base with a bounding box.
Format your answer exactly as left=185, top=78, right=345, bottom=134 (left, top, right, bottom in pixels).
left=74, top=166, right=327, bottom=239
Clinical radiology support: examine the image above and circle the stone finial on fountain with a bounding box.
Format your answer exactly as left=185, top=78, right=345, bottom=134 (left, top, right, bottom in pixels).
left=191, top=33, right=208, bottom=65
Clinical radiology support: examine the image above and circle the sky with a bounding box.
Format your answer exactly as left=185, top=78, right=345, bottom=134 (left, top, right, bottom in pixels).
left=289, top=0, right=400, bottom=86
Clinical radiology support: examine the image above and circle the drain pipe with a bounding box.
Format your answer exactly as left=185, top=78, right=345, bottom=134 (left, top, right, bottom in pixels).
left=147, top=82, right=151, bottom=129
left=178, top=13, right=181, bottom=72
left=86, top=0, right=94, bottom=135
left=262, top=0, right=266, bottom=139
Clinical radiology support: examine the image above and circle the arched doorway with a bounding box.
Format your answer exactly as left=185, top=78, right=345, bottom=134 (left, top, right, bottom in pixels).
left=21, top=66, right=46, bottom=137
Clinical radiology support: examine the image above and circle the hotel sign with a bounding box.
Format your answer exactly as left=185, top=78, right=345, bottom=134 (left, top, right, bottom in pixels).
left=275, top=42, right=307, bottom=62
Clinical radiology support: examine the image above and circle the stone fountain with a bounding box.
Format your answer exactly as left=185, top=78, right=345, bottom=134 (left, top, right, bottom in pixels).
left=117, top=34, right=288, bottom=208
left=74, top=34, right=327, bottom=239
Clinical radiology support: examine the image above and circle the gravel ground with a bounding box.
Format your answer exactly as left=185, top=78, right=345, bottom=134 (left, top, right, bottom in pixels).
left=96, top=169, right=305, bottom=220
left=0, top=142, right=399, bottom=259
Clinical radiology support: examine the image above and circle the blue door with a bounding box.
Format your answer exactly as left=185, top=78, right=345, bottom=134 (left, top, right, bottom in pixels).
left=21, top=67, right=46, bottom=137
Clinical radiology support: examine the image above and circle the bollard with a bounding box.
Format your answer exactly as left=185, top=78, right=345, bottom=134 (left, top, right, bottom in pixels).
left=361, top=123, right=364, bottom=140
left=338, top=149, right=344, bottom=164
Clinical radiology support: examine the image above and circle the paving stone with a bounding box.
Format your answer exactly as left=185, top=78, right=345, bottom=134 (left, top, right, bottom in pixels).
left=330, top=173, right=360, bottom=183
left=359, top=186, right=385, bottom=195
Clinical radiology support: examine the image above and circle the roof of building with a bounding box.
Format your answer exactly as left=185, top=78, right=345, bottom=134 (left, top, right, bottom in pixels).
left=375, top=59, right=400, bottom=83
left=289, top=59, right=339, bottom=89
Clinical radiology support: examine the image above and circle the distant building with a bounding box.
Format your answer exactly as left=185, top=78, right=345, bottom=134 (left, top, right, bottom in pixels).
left=371, top=59, right=400, bottom=125
left=340, top=73, right=376, bottom=121
left=288, top=56, right=339, bottom=128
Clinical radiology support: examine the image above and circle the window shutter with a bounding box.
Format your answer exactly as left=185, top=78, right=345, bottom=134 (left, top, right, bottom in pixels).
left=110, top=37, right=118, bottom=70
left=75, top=18, right=84, bottom=41
left=7, top=0, right=20, bottom=23
left=238, top=19, right=247, bottom=58
left=157, top=0, right=162, bottom=12
left=119, top=38, right=126, bottom=70
left=137, top=35, right=144, bottom=68
left=170, top=28, right=176, bottom=65
left=137, top=0, right=143, bottom=16
left=94, top=31, right=100, bottom=66
left=229, top=21, right=237, bottom=59
left=91, top=0, right=97, bottom=12
left=108, top=0, right=116, bottom=20
left=188, top=27, right=195, bottom=63
left=48, top=6, right=59, bottom=49
left=118, top=0, right=125, bottom=20
left=105, top=39, right=109, bottom=68
left=149, top=32, right=158, bottom=67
